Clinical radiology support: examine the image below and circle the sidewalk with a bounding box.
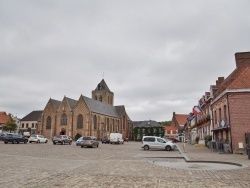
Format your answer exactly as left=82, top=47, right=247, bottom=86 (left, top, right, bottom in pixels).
left=176, top=142, right=250, bottom=166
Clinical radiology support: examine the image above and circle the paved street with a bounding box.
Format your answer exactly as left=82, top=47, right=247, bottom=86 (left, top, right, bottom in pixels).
left=0, top=141, right=250, bottom=187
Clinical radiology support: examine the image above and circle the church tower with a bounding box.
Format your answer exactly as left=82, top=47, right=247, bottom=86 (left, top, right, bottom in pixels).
left=92, top=79, right=114, bottom=105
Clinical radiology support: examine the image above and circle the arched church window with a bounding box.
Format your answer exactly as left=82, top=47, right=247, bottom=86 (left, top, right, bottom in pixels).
left=107, top=118, right=109, bottom=131
left=61, top=114, right=67, bottom=125
left=77, top=114, right=83, bottom=129
left=93, top=115, right=97, bottom=130
left=46, top=116, right=51, bottom=129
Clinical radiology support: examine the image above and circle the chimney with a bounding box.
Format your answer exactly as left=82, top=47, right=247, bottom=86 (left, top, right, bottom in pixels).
left=235, top=52, right=250, bottom=69
left=216, top=77, right=224, bottom=87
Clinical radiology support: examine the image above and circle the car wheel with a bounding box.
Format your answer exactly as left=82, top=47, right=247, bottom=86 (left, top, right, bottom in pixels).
left=24, top=140, right=27, bottom=144
left=97, top=144, right=99, bottom=147
left=53, top=142, right=56, bottom=145
left=45, top=140, right=48, bottom=143
left=165, top=145, right=171, bottom=151
left=4, top=142, right=8, bottom=144
left=144, top=145, right=149, bottom=150
left=29, top=141, right=32, bottom=143
left=81, top=146, right=83, bottom=148
left=37, top=140, right=40, bottom=143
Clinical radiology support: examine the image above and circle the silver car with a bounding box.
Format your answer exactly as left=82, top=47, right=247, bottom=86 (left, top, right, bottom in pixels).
left=76, top=136, right=84, bottom=146
left=80, top=136, right=99, bottom=148
left=142, top=136, right=176, bottom=151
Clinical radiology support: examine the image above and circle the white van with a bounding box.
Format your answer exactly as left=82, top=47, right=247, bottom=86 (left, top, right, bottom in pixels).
left=109, top=133, right=124, bottom=144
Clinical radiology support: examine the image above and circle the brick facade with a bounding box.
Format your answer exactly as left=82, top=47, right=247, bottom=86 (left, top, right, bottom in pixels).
left=41, top=80, right=133, bottom=140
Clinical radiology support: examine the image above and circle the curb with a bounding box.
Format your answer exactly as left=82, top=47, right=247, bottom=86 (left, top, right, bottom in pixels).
left=176, top=143, right=243, bottom=167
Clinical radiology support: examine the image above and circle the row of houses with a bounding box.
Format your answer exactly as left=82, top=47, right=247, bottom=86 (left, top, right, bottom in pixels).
left=171, top=51, right=250, bottom=154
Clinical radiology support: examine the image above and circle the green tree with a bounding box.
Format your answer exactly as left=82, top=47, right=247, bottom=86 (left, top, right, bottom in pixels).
left=3, top=119, right=17, bottom=132
left=160, top=121, right=171, bottom=126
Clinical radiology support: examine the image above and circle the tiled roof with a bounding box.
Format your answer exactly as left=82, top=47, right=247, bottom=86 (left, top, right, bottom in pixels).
left=214, top=52, right=250, bottom=97
left=21, top=110, right=43, bottom=121
left=227, top=67, right=250, bottom=89
left=165, top=125, right=178, bottom=131
left=175, top=114, right=189, bottom=125
left=0, top=111, right=10, bottom=124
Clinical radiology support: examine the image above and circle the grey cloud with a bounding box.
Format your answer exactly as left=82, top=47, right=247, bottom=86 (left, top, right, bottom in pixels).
left=1, top=0, right=250, bottom=121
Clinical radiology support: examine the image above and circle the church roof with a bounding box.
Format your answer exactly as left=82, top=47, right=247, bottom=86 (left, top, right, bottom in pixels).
left=94, top=79, right=110, bottom=91
left=65, top=97, right=77, bottom=110
left=83, top=96, right=120, bottom=118
left=51, top=99, right=61, bottom=109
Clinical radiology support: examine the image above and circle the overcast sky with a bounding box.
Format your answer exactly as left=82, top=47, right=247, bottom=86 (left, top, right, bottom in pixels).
left=1, top=0, right=250, bottom=121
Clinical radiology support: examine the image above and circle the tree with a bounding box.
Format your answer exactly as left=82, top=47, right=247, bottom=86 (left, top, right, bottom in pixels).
left=160, top=121, right=171, bottom=126
left=2, top=116, right=17, bottom=132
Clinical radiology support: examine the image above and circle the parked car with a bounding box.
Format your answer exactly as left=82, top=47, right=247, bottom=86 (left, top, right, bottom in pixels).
left=76, top=137, right=84, bottom=146
left=124, top=137, right=129, bottom=142
left=0, top=133, right=13, bottom=141
left=29, top=134, right=48, bottom=143
left=109, top=133, right=124, bottom=144
left=80, top=136, right=99, bottom=148
left=102, top=137, right=110, bottom=144
left=142, top=136, right=176, bottom=151
left=52, top=135, right=72, bottom=145
left=168, top=137, right=179, bottom=143
left=3, top=134, right=28, bottom=144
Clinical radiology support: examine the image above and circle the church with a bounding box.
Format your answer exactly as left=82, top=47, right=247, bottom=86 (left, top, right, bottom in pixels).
left=40, top=79, right=133, bottom=140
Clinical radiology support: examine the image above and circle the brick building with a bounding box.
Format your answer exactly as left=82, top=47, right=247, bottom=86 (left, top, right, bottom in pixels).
left=0, top=111, right=10, bottom=131
left=40, top=79, right=133, bottom=140
left=210, top=52, right=250, bottom=153
left=170, top=112, right=189, bottom=142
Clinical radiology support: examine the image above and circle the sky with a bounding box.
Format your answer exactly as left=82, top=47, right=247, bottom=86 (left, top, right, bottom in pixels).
left=1, top=0, right=250, bottom=121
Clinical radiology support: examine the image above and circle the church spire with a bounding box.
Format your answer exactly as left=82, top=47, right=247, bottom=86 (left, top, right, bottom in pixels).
left=92, top=79, right=114, bottom=105
left=95, top=79, right=110, bottom=91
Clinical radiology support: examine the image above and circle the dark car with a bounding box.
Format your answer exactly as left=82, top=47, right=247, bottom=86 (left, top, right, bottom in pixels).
left=124, top=137, right=129, bottom=142
left=102, top=137, right=110, bottom=144
left=0, top=133, right=6, bottom=141
left=3, top=134, right=28, bottom=144
left=52, top=135, right=72, bottom=145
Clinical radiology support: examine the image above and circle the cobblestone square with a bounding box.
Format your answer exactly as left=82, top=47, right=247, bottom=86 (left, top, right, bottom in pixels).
left=1, top=141, right=250, bottom=187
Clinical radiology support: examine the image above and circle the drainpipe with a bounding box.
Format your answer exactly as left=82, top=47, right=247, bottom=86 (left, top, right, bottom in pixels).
left=227, top=94, right=232, bottom=152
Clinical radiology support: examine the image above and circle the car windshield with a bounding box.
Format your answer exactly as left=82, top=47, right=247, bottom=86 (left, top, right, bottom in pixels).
left=82, top=137, right=91, bottom=140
